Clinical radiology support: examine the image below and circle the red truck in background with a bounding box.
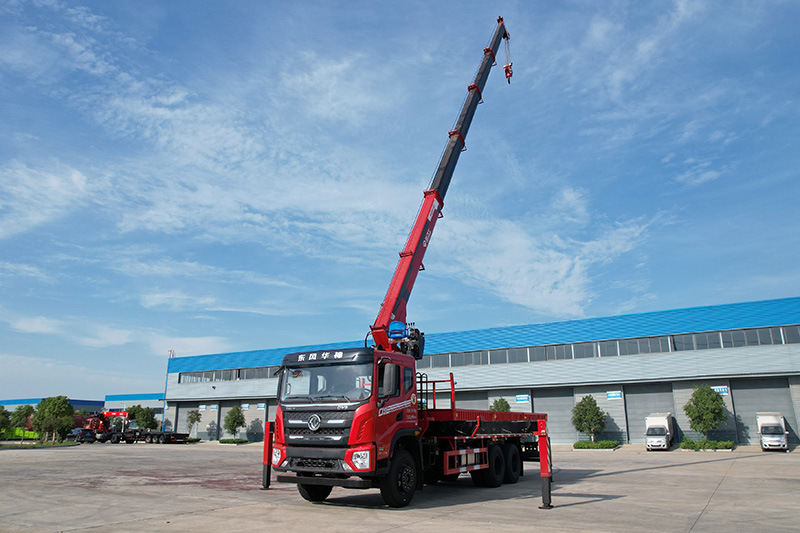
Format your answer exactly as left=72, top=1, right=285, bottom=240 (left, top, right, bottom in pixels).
left=264, top=17, right=554, bottom=509
left=85, top=411, right=189, bottom=444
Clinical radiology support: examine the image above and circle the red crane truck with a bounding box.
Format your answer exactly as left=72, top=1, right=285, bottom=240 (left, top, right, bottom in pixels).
left=264, top=17, right=553, bottom=509
left=86, top=411, right=189, bottom=444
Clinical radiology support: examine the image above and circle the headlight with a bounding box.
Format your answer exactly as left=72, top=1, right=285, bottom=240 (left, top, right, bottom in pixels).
left=351, top=450, right=370, bottom=470
left=272, top=448, right=282, bottom=467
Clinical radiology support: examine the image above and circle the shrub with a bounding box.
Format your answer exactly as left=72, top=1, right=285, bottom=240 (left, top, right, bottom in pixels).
left=680, top=437, right=734, bottom=450
left=219, top=438, right=248, bottom=444
left=573, top=440, right=619, bottom=449
left=489, top=398, right=511, bottom=412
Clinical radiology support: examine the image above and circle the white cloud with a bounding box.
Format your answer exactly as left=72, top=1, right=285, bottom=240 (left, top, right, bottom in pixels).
left=77, top=325, right=133, bottom=348
left=0, top=162, right=91, bottom=238
left=139, top=291, right=216, bottom=311
left=0, top=261, right=49, bottom=280
left=113, top=258, right=293, bottom=288
left=10, top=316, right=65, bottom=334
left=279, top=52, right=400, bottom=126
left=674, top=159, right=724, bottom=186
left=0, top=352, right=159, bottom=399
left=432, top=213, right=651, bottom=318
left=148, top=335, right=234, bottom=358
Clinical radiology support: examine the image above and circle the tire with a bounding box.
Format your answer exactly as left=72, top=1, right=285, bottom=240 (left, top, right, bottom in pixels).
left=159, top=434, right=166, bottom=444
left=502, top=443, right=521, bottom=484
left=145, top=435, right=153, bottom=444
left=297, top=483, right=332, bottom=503
left=379, top=450, right=417, bottom=508
left=111, top=435, right=120, bottom=444
left=478, top=445, right=505, bottom=488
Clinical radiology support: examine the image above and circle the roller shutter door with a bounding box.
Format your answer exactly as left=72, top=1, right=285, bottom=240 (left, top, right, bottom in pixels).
left=242, top=401, right=267, bottom=442
left=531, top=388, right=575, bottom=444
left=730, top=377, right=798, bottom=445
left=624, top=383, right=675, bottom=444
left=456, top=391, right=488, bottom=410
left=175, top=403, right=199, bottom=435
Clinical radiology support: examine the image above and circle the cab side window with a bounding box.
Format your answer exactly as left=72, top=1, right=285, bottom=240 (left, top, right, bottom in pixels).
left=403, top=367, right=414, bottom=394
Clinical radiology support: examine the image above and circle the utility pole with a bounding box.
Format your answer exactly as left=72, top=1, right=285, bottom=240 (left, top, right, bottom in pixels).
left=162, top=349, right=175, bottom=431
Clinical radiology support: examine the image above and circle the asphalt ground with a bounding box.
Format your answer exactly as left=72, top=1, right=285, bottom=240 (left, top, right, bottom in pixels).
left=0, top=442, right=797, bottom=533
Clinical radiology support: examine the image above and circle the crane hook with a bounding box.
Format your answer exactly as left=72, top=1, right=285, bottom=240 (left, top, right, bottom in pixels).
left=504, top=63, right=513, bottom=83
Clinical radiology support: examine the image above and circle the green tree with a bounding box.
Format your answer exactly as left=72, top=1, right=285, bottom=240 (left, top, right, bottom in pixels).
left=187, top=410, right=202, bottom=437
left=683, top=384, right=727, bottom=441
left=571, top=395, right=606, bottom=442
left=11, top=404, right=35, bottom=429
left=32, top=396, right=74, bottom=443
left=126, top=405, right=143, bottom=427
left=124, top=405, right=158, bottom=431
left=489, top=398, right=511, bottom=412
left=223, top=405, right=246, bottom=439
left=0, top=406, right=11, bottom=437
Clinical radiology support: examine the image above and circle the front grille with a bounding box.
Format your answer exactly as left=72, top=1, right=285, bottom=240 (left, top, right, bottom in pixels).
left=283, top=409, right=354, bottom=445
left=291, top=457, right=339, bottom=470
left=288, top=427, right=346, bottom=436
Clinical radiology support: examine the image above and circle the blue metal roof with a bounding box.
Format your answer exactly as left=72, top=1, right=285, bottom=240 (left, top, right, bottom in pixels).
left=104, top=393, right=163, bottom=402
left=168, top=296, right=800, bottom=374
left=0, top=398, right=104, bottom=406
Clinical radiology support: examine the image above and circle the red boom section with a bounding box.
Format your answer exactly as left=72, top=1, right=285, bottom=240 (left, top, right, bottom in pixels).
left=371, top=190, right=442, bottom=350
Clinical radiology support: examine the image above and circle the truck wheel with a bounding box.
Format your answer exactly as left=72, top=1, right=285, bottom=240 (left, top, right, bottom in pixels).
left=111, top=435, right=120, bottom=444
left=159, top=434, right=166, bottom=444
left=485, top=445, right=506, bottom=488
left=379, top=450, right=417, bottom=508
left=471, top=445, right=505, bottom=488
left=502, top=443, right=521, bottom=484
left=297, top=483, right=332, bottom=503
left=145, top=435, right=153, bottom=444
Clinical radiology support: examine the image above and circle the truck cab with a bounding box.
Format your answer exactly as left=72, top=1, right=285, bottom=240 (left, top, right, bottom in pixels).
left=272, top=347, right=419, bottom=496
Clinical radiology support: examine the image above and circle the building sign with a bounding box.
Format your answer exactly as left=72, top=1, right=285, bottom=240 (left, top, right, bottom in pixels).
left=199, top=405, right=206, bottom=411
left=242, top=403, right=250, bottom=410
left=515, top=394, right=530, bottom=403
left=607, top=391, right=623, bottom=400
left=210, top=404, right=218, bottom=411
left=712, top=386, right=729, bottom=396
left=257, top=403, right=266, bottom=410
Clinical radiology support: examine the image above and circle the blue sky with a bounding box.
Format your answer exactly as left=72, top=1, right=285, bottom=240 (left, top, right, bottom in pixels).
left=1, top=1, right=798, bottom=400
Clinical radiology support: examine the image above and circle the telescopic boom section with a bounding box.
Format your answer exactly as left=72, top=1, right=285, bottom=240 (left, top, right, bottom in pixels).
left=370, top=17, right=511, bottom=353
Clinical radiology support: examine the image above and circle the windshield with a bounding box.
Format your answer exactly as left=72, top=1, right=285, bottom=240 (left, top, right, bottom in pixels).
left=761, top=425, right=783, bottom=435
left=280, top=362, right=373, bottom=403
left=646, top=427, right=667, bottom=436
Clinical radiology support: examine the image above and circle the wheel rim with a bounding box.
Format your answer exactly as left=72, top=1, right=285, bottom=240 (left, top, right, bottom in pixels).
left=398, top=464, right=415, bottom=493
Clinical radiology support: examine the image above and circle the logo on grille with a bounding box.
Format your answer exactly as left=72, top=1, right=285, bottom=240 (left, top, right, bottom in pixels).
left=307, top=414, right=321, bottom=431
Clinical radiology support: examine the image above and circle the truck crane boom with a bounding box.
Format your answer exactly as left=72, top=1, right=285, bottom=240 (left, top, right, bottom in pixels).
left=370, top=17, right=511, bottom=354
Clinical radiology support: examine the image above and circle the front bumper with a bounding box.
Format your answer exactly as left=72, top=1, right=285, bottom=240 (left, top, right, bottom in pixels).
left=273, top=444, right=381, bottom=487
left=276, top=473, right=375, bottom=489
left=646, top=439, right=669, bottom=450
left=761, top=440, right=788, bottom=450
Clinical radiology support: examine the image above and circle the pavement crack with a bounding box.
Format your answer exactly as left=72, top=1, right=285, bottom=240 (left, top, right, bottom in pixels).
left=688, top=454, right=737, bottom=532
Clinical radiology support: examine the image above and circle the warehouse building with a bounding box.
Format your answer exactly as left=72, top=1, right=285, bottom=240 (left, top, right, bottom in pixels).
left=164, top=297, right=800, bottom=445
left=0, top=398, right=104, bottom=413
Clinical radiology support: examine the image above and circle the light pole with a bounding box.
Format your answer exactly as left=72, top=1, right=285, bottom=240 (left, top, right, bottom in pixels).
left=162, top=350, right=175, bottom=431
